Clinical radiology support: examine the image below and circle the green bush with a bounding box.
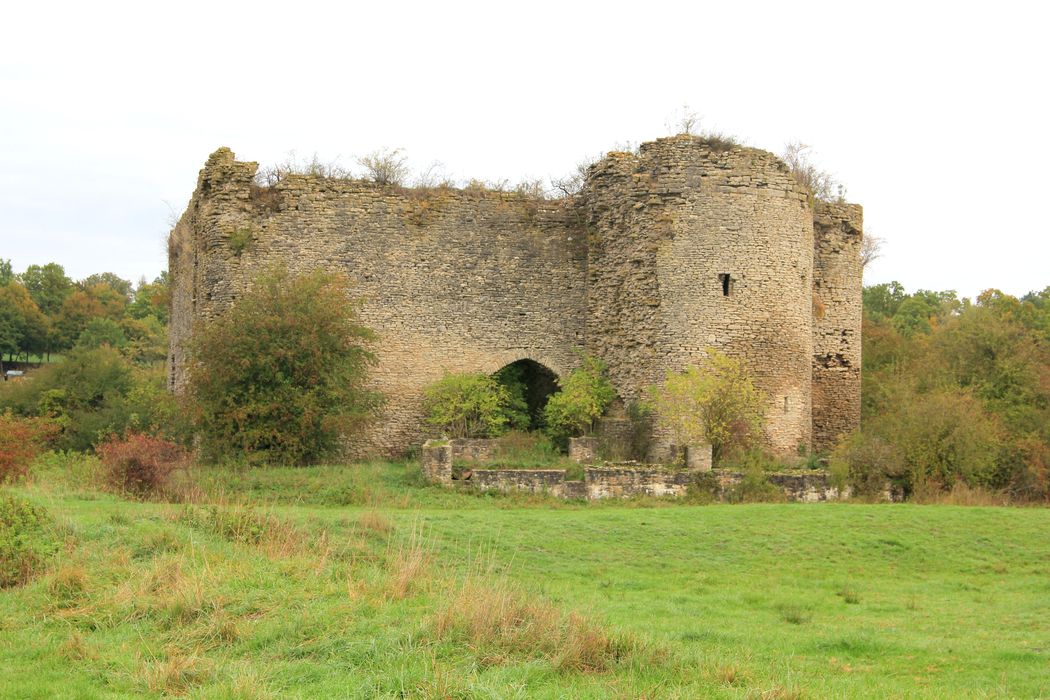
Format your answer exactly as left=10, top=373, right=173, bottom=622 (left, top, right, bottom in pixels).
left=724, top=466, right=785, bottom=504
left=834, top=387, right=1003, bottom=499
left=492, top=364, right=532, bottom=431
left=0, top=350, right=186, bottom=451
left=423, top=372, right=512, bottom=439
left=543, top=355, right=615, bottom=443
left=829, top=431, right=899, bottom=499
left=0, top=345, right=131, bottom=417
left=648, top=350, right=765, bottom=464
left=0, top=492, right=61, bottom=588
left=187, top=266, right=381, bottom=465
left=720, top=446, right=788, bottom=473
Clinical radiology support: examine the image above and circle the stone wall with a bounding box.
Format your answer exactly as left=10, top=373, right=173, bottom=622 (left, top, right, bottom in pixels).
left=168, top=149, right=587, bottom=457
left=465, top=466, right=696, bottom=500
left=812, top=202, right=863, bottom=451
left=169, top=136, right=863, bottom=458
left=421, top=441, right=844, bottom=501
left=420, top=442, right=452, bottom=483
left=448, top=438, right=503, bottom=464
left=581, top=137, right=816, bottom=455
left=713, top=470, right=849, bottom=502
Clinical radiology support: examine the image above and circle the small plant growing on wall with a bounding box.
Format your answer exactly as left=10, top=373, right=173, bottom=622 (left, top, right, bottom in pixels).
left=648, top=350, right=765, bottom=464
left=227, top=226, right=255, bottom=256
left=542, top=354, right=616, bottom=444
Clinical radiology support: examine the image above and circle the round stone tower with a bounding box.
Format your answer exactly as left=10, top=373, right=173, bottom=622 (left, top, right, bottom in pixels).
left=582, top=135, right=815, bottom=455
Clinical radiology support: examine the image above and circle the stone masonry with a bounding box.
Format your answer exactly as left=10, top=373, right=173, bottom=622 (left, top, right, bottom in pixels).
left=168, top=135, right=863, bottom=457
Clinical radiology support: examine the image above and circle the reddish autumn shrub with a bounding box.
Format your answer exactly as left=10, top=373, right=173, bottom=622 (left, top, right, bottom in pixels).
left=0, top=413, right=58, bottom=482
left=96, top=433, right=187, bottom=499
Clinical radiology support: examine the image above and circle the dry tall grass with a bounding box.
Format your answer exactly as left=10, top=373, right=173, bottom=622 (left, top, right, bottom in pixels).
left=433, top=571, right=642, bottom=672
left=911, top=481, right=1010, bottom=507
left=142, top=653, right=212, bottom=695
left=178, top=500, right=310, bottom=558
left=383, top=522, right=431, bottom=600
left=357, top=509, right=393, bottom=537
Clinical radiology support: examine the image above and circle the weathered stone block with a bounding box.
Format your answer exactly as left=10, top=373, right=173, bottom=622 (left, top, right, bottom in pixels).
left=421, top=441, right=452, bottom=485
left=686, top=443, right=712, bottom=471
left=568, top=436, right=598, bottom=464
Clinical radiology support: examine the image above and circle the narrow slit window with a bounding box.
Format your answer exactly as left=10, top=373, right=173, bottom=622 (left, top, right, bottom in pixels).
left=718, top=273, right=733, bottom=296
left=784, top=396, right=789, bottom=413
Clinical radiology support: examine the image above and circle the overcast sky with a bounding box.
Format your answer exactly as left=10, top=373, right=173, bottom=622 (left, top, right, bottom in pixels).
left=2, top=1, right=1046, bottom=300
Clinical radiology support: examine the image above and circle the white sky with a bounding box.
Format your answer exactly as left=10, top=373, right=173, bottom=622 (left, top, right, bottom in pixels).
left=1, top=0, right=1046, bottom=299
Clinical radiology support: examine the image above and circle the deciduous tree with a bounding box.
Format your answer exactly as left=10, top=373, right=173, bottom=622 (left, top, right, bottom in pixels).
left=187, top=267, right=380, bottom=464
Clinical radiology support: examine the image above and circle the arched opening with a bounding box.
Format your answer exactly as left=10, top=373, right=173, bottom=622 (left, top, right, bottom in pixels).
left=492, top=358, right=560, bottom=431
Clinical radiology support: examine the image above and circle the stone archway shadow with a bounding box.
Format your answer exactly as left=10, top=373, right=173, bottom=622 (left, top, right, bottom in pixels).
left=491, top=358, right=561, bottom=431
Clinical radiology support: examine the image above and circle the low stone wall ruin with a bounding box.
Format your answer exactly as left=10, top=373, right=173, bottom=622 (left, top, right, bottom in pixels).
left=713, top=470, right=848, bottom=503
left=420, top=439, right=849, bottom=502
left=465, top=466, right=695, bottom=500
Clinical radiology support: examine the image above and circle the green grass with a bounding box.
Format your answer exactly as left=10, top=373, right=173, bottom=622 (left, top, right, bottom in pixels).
left=1, top=459, right=1048, bottom=698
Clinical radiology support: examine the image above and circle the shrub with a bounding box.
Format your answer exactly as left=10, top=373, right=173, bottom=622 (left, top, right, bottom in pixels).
left=998, top=435, right=1050, bottom=502
left=782, top=142, right=845, bottom=203
left=433, top=571, right=641, bottom=672
left=725, top=465, right=785, bottom=504
left=648, top=350, right=765, bottom=464
left=0, top=345, right=131, bottom=416
left=357, top=148, right=409, bottom=186
left=543, top=355, right=616, bottom=443
left=834, top=388, right=1003, bottom=499
left=0, top=413, right=58, bottom=482
left=720, top=445, right=788, bottom=473
left=187, top=266, right=380, bottom=464
left=878, top=388, right=1002, bottom=495
left=0, top=351, right=185, bottom=451
left=97, top=433, right=187, bottom=499
left=423, top=372, right=512, bottom=439
left=829, top=431, right=899, bottom=499
left=492, top=364, right=532, bottom=431
left=0, top=492, right=61, bottom=587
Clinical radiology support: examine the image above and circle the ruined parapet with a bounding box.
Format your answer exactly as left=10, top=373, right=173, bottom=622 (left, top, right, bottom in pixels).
left=713, top=470, right=852, bottom=502
left=581, top=136, right=815, bottom=456
left=168, top=148, right=587, bottom=457
left=812, top=201, right=863, bottom=451
left=167, top=147, right=259, bottom=393
left=644, top=440, right=712, bottom=471
left=584, top=466, right=695, bottom=499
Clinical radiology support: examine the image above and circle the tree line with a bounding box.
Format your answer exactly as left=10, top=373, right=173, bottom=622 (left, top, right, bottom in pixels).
left=836, top=282, right=1050, bottom=501
left=0, top=259, right=169, bottom=369
left=2, top=256, right=1048, bottom=502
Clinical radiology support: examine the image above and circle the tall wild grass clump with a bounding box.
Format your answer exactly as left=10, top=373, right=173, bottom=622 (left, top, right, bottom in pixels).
left=179, top=501, right=308, bottom=558
left=433, top=568, right=645, bottom=672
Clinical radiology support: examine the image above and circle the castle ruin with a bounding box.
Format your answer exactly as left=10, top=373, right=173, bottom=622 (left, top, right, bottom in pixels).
left=168, top=135, right=862, bottom=458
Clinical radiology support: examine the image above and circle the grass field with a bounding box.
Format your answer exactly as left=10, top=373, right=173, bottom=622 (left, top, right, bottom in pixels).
left=1, top=460, right=1048, bottom=698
